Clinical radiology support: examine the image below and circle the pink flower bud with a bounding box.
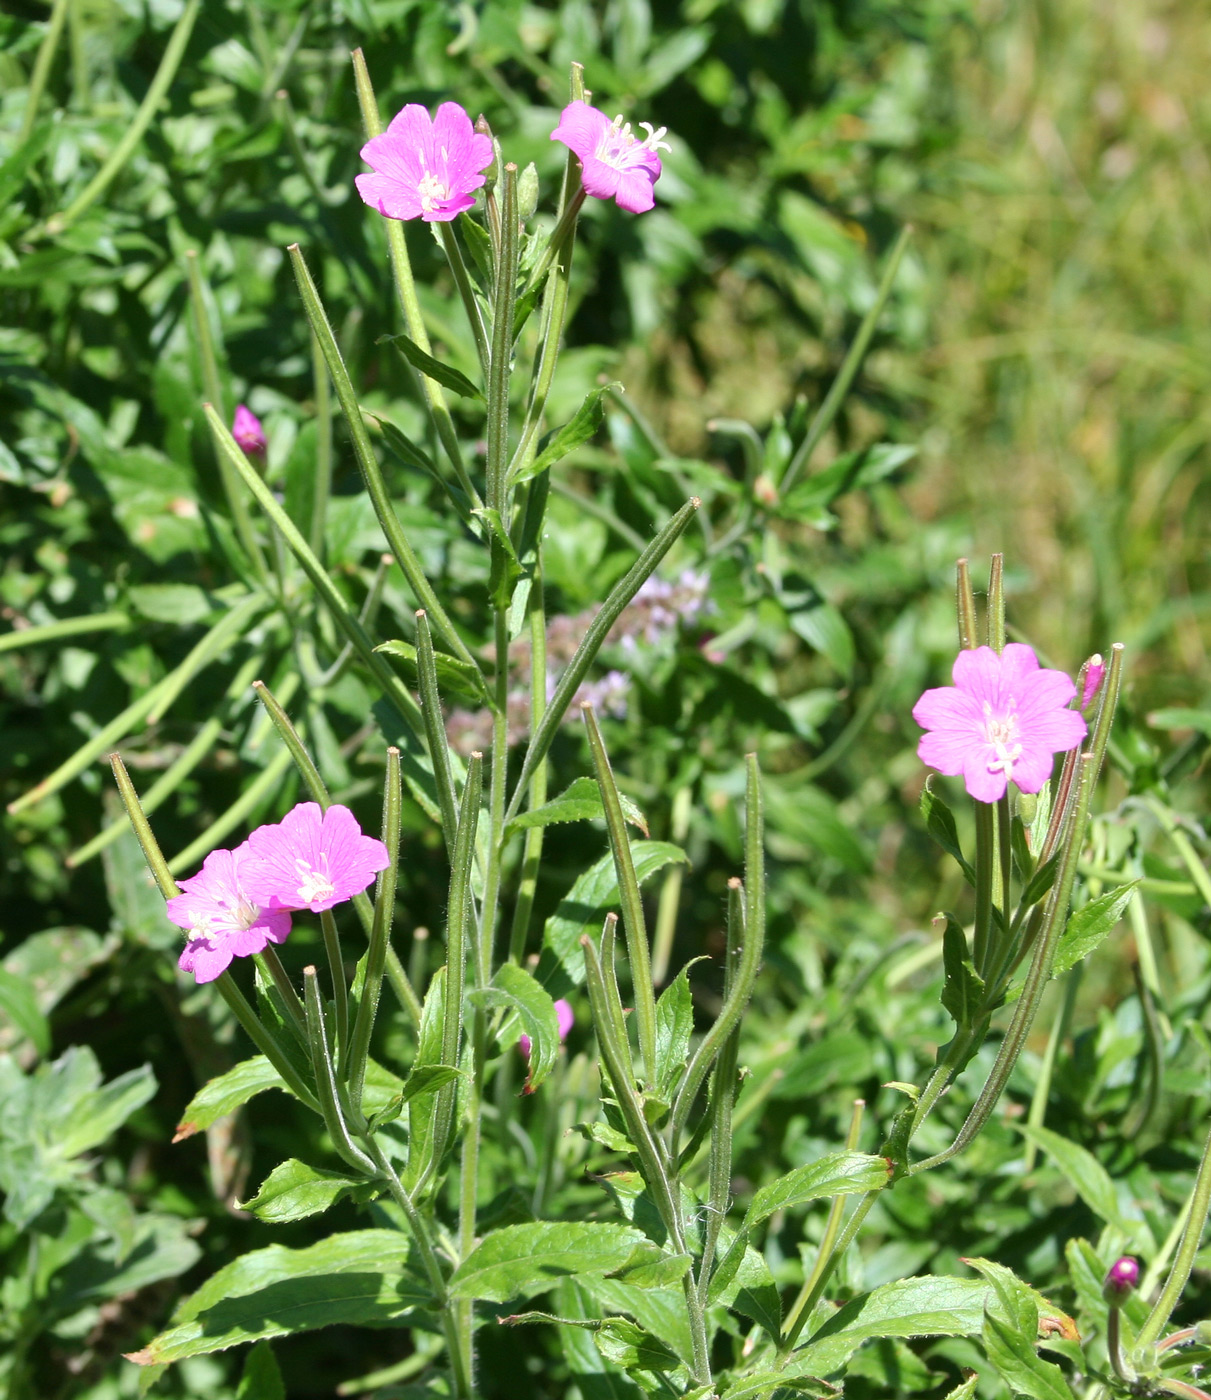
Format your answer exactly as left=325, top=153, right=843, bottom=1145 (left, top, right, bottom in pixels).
left=1102, top=1255, right=1139, bottom=1303
left=519, top=998, right=574, bottom=1058
left=232, top=404, right=267, bottom=457
left=1081, top=654, right=1105, bottom=709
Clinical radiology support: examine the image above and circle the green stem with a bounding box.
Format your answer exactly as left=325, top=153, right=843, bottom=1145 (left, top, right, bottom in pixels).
left=507, top=563, right=548, bottom=963
left=486, top=163, right=519, bottom=521
left=166, top=747, right=294, bottom=874
left=956, top=558, right=978, bottom=651
left=778, top=225, right=911, bottom=495
left=1022, top=968, right=1080, bottom=1172
left=256, top=945, right=307, bottom=1036
left=651, top=783, right=692, bottom=986
left=146, top=592, right=267, bottom=725
left=0, top=610, right=127, bottom=655
left=310, top=329, right=333, bottom=560
left=44, top=0, right=200, bottom=235
left=19, top=0, right=70, bottom=146
left=415, top=609, right=460, bottom=854
left=438, top=221, right=489, bottom=382
left=778, top=1189, right=879, bottom=1357
left=987, top=553, right=1005, bottom=651
left=320, top=909, right=349, bottom=1071
left=303, top=967, right=375, bottom=1171
left=972, top=800, right=995, bottom=978
left=1136, top=1117, right=1211, bottom=1348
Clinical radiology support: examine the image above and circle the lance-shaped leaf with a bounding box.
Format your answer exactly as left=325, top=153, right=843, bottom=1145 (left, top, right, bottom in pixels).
left=472, top=962, right=561, bottom=1092
left=124, top=1231, right=431, bottom=1364
left=173, top=1056, right=286, bottom=1142
left=920, top=782, right=976, bottom=887
left=378, top=332, right=483, bottom=399
left=449, top=1222, right=647, bottom=1303
left=504, top=776, right=648, bottom=841
left=743, top=1151, right=893, bottom=1232
left=509, top=382, right=620, bottom=487
left=1052, top=882, right=1138, bottom=977
left=239, top=1159, right=379, bottom=1223
left=374, top=641, right=488, bottom=704
left=938, top=913, right=985, bottom=1031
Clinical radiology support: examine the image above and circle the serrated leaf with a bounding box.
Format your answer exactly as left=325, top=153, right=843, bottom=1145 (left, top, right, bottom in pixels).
left=938, top=913, right=985, bottom=1031
left=174, top=1056, right=286, bottom=1141
left=474, top=963, right=560, bottom=1092
left=743, top=1151, right=891, bottom=1230
left=1052, top=882, right=1138, bottom=977
left=376, top=638, right=486, bottom=702
left=593, top=1317, right=681, bottom=1374
left=920, top=782, right=976, bottom=886
left=653, top=965, right=694, bottom=1101
left=511, top=383, right=620, bottom=486
left=574, top=1120, right=636, bottom=1155
left=1019, top=853, right=1060, bottom=909
left=239, top=1159, right=378, bottom=1223
left=606, top=1243, right=693, bottom=1290
left=379, top=333, right=483, bottom=399
left=504, top=777, right=649, bottom=842
left=539, top=843, right=690, bottom=994
left=449, top=1222, right=647, bottom=1303
left=124, top=1231, right=430, bottom=1365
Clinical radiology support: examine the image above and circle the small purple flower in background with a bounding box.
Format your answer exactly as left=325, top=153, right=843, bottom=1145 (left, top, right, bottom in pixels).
left=232, top=405, right=266, bottom=457
left=520, top=998, right=574, bottom=1059
left=241, top=802, right=390, bottom=914
left=356, top=102, right=494, bottom=224
left=572, top=669, right=631, bottom=721
left=913, top=643, right=1087, bottom=803
left=551, top=100, right=669, bottom=214
left=1080, top=653, right=1105, bottom=709
left=167, top=845, right=290, bottom=985
left=1102, top=1255, right=1139, bottom=1303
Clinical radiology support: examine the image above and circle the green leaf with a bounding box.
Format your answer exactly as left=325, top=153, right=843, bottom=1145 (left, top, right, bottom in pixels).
left=593, top=1318, right=681, bottom=1374
left=54, top=1211, right=201, bottom=1310
left=743, top=1151, right=891, bottom=1230
left=540, top=843, right=690, bottom=993
left=59, top=1063, right=156, bottom=1158
left=511, top=383, right=620, bottom=486
left=402, top=969, right=446, bottom=1194
left=127, top=584, right=215, bottom=625
left=369, top=411, right=437, bottom=474
left=653, top=965, right=694, bottom=1101
left=477, top=962, right=561, bottom=1092
left=1016, top=1125, right=1132, bottom=1234
left=368, top=1064, right=465, bottom=1130
left=1052, top=882, right=1138, bottom=977
left=938, top=913, right=985, bottom=1031
left=237, top=1341, right=285, bottom=1400
left=504, top=777, right=649, bottom=843
left=379, top=333, right=483, bottom=399
left=1018, top=852, right=1060, bottom=909
left=174, top=1056, right=286, bottom=1141
left=788, top=602, right=855, bottom=680
left=125, top=1230, right=431, bottom=1365
left=780, top=443, right=917, bottom=518
left=376, top=638, right=487, bottom=702
left=239, top=1159, right=378, bottom=1223
left=920, top=782, right=976, bottom=886
left=606, top=1243, right=693, bottom=1290
left=966, top=1259, right=1076, bottom=1400
left=449, top=1222, right=647, bottom=1303
left=0, top=968, right=50, bottom=1056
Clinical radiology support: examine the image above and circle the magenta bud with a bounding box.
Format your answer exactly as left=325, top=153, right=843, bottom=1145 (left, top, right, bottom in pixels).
left=1080, top=654, right=1105, bottom=709
left=232, top=404, right=267, bottom=457
left=1102, top=1256, right=1139, bottom=1304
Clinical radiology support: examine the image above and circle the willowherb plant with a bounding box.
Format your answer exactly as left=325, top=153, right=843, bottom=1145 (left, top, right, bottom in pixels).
left=97, top=59, right=1211, bottom=1400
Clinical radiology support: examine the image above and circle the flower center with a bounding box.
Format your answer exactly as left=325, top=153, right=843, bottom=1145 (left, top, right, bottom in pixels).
left=416, top=171, right=449, bottom=212
left=982, top=701, right=1022, bottom=776
left=294, top=856, right=336, bottom=906
left=595, top=115, right=672, bottom=170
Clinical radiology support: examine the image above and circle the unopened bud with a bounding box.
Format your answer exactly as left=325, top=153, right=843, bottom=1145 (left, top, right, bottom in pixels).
left=1016, top=792, right=1038, bottom=826
left=232, top=404, right=267, bottom=457
left=517, top=162, right=539, bottom=221
left=1103, top=1256, right=1139, bottom=1304
left=1080, top=654, right=1105, bottom=709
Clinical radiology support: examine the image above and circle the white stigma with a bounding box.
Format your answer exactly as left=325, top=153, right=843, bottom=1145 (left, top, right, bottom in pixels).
left=416, top=171, right=449, bottom=212
left=596, top=113, right=671, bottom=169
left=983, top=701, right=1022, bottom=777
left=295, top=856, right=336, bottom=906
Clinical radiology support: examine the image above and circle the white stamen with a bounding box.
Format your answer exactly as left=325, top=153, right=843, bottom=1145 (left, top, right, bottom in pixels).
left=416, top=172, right=449, bottom=212
left=295, top=856, right=336, bottom=906
left=983, top=701, right=1022, bottom=777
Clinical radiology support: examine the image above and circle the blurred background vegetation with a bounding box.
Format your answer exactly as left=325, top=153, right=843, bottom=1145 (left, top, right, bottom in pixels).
left=1, top=0, right=1208, bottom=1395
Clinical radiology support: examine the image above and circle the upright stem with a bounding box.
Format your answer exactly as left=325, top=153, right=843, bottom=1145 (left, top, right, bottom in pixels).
left=310, top=329, right=332, bottom=559
left=972, top=800, right=995, bottom=978
left=507, top=562, right=548, bottom=962
left=1136, top=1118, right=1211, bottom=1348
left=19, top=0, right=70, bottom=146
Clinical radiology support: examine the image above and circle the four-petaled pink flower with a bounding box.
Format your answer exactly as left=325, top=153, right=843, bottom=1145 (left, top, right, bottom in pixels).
left=520, top=998, right=574, bottom=1059
left=240, top=802, right=390, bottom=914
left=232, top=404, right=266, bottom=457
left=551, top=100, right=669, bottom=214
left=913, top=644, right=1087, bottom=803
left=167, top=845, right=291, bottom=985
left=356, top=102, right=494, bottom=224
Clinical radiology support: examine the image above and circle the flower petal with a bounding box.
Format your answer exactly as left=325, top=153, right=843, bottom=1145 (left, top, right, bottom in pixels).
left=355, top=172, right=424, bottom=222
left=961, top=751, right=1008, bottom=803
left=912, top=684, right=983, bottom=734
left=951, top=646, right=1004, bottom=708
left=551, top=100, right=612, bottom=162
left=614, top=165, right=658, bottom=213
left=579, top=156, right=622, bottom=203
left=179, top=936, right=233, bottom=984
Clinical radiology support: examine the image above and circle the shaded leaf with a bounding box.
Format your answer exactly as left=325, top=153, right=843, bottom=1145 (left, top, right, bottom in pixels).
left=239, top=1159, right=378, bottom=1223
left=450, top=1222, right=647, bottom=1303
left=174, top=1056, right=285, bottom=1142
left=379, top=333, right=483, bottom=399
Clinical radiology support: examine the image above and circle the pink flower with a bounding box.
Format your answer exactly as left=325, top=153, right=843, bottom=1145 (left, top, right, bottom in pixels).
left=239, top=802, right=390, bottom=914
left=1081, top=653, right=1105, bottom=709
left=232, top=405, right=266, bottom=456
left=913, top=644, right=1087, bottom=803
left=519, top=998, right=574, bottom=1059
left=1103, top=1256, right=1139, bottom=1303
left=551, top=100, right=669, bottom=214
left=356, top=102, right=494, bottom=224
left=167, top=844, right=291, bottom=985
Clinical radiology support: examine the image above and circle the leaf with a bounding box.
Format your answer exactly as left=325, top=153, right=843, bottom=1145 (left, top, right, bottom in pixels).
left=920, top=782, right=976, bottom=886
left=476, top=962, right=561, bottom=1092
left=378, top=333, right=483, bottom=399
left=127, top=584, right=215, bottom=625
left=369, top=412, right=437, bottom=475
left=174, top=1056, right=286, bottom=1141
left=449, top=1222, right=647, bottom=1303
left=237, top=1341, right=286, bottom=1400
left=938, top=913, right=985, bottom=1031
left=966, top=1259, right=1076, bottom=1400
left=402, top=968, right=446, bottom=1193
left=743, top=1152, right=891, bottom=1230
left=239, top=1159, right=378, bottom=1223
left=653, top=965, right=694, bottom=1101
left=124, top=1230, right=431, bottom=1365
left=1052, top=883, right=1138, bottom=977
left=539, top=843, right=690, bottom=993
left=59, top=1063, right=157, bottom=1158
left=593, top=1318, right=681, bottom=1374
left=1019, top=853, right=1060, bottom=909
left=504, top=777, right=649, bottom=842
left=368, top=1063, right=465, bottom=1130
left=788, top=602, right=855, bottom=680
left=0, top=968, right=50, bottom=1056
left=606, top=1243, right=693, bottom=1290
left=53, top=1211, right=201, bottom=1310
left=780, top=443, right=918, bottom=518
left=376, top=638, right=487, bottom=702
left=1016, top=1125, right=1132, bottom=1234
left=511, top=383, right=620, bottom=486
